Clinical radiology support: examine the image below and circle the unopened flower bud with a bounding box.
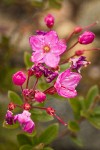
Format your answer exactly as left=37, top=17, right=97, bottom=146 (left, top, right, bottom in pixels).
left=78, top=31, right=95, bottom=44
left=44, top=14, right=55, bottom=28
left=12, top=71, right=26, bottom=86
left=46, top=107, right=55, bottom=116
left=35, top=91, right=46, bottom=103
left=74, top=26, right=82, bottom=34
left=8, top=102, right=16, bottom=111
left=5, top=110, right=14, bottom=125
left=23, top=103, right=31, bottom=110
left=75, top=50, right=84, bottom=56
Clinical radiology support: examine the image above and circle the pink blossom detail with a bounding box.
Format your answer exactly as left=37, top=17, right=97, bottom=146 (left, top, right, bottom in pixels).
left=78, top=31, right=95, bottom=44
left=29, top=31, right=67, bottom=68
left=14, top=110, right=35, bottom=133
left=44, top=14, right=55, bottom=28
left=12, top=71, right=26, bottom=86
left=35, top=91, right=46, bottom=103
left=54, top=69, right=82, bottom=98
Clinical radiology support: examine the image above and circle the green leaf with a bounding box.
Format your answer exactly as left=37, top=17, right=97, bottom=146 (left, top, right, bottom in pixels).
left=33, top=143, right=44, bottom=150
left=93, top=106, right=100, bottom=115
left=85, top=85, right=99, bottom=109
left=49, top=0, right=62, bottom=9
left=17, top=134, right=32, bottom=146
left=43, top=147, right=54, bottom=150
left=70, top=136, right=83, bottom=147
left=24, top=130, right=36, bottom=137
left=3, top=120, right=19, bottom=129
left=87, top=115, right=100, bottom=129
left=24, top=52, right=33, bottom=68
left=19, top=145, right=32, bottom=150
left=48, top=94, right=67, bottom=101
left=68, top=121, right=80, bottom=132
left=8, top=90, right=22, bottom=105
left=68, top=98, right=82, bottom=120
left=38, top=123, right=59, bottom=145
left=60, top=63, right=70, bottom=73
left=31, top=111, right=54, bottom=122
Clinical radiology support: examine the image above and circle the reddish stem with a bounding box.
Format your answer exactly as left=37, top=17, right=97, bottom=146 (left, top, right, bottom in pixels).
left=26, top=74, right=30, bottom=89
left=43, top=86, right=54, bottom=94
left=67, top=41, right=79, bottom=51
left=33, top=78, right=38, bottom=91
left=32, top=106, right=46, bottom=110
left=54, top=114, right=67, bottom=126
left=83, top=21, right=98, bottom=30
left=66, top=31, right=74, bottom=42
left=60, top=54, right=75, bottom=65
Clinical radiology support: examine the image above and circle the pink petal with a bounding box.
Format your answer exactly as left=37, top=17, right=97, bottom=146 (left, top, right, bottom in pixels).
left=29, top=35, right=44, bottom=52
left=23, top=120, right=35, bottom=133
left=31, top=52, right=45, bottom=63
left=59, top=69, right=71, bottom=81
left=51, top=40, right=67, bottom=56
left=59, top=87, right=77, bottom=98
left=44, top=31, right=58, bottom=46
left=44, top=53, right=60, bottom=68
left=62, top=72, right=82, bottom=88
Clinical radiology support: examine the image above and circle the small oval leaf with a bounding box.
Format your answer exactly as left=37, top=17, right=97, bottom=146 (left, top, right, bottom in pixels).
left=8, top=90, right=22, bottom=105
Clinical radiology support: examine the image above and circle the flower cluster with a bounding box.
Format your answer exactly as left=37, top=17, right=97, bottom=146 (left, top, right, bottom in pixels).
left=5, top=14, right=99, bottom=133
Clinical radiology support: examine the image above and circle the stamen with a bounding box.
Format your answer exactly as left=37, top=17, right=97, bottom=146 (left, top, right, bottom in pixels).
left=43, top=45, right=50, bottom=53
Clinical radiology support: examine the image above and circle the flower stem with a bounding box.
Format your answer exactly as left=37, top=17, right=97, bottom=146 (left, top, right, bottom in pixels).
left=32, top=106, right=46, bottom=110
left=66, top=31, right=74, bottom=42
left=54, top=114, right=67, bottom=126
left=60, top=54, right=75, bottom=65
left=33, top=78, right=38, bottom=91
left=43, top=86, right=54, bottom=94
left=67, top=41, right=79, bottom=51
left=83, top=21, right=98, bottom=30
left=26, top=74, right=30, bottom=89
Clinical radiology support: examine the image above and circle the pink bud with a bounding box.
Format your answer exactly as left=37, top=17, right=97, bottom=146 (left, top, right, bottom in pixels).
left=78, top=31, right=95, bottom=44
left=12, top=71, right=26, bottom=86
left=8, top=102, right=16, bottom=111
left=74, top=26, right=82, bottom=34
left=23, top=103, right=31, bottom=110
left=44, top=14, right=55, bottom=28
left=46, top=107, right=55, bottom=116
left=34, top=91, right=46, bottom=103
left=75, top=50, right=84, bottom=56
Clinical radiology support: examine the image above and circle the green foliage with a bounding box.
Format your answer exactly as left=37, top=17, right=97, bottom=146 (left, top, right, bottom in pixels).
left=19, top=145, right=32, bottom=150
left=68, top=98, right=82, bottom=120
left=31, top=110, right=54, bottom=122
left=87, top=115, right=100, bottom=129
left=8, top=90, right=23, bottom=105
left=38, top=123, right=59, bottom=145
left=3, top=121, right=19, bottom=129
left=68, top=121, right=80, bottom=132
left=17, top=134, right=33, bottom=146
left=49, top=0, right=63, bottom=9
left=43, top=147, right=54, bottom=150
left=70, top=136, right=83, bottom=147
left=24, top=52, right=33, bottom=69
left=85, top=85, right=99, bottom=109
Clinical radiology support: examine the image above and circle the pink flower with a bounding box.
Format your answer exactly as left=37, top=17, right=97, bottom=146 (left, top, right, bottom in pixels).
left=54, top=69, right=82, bottom=98
left=70, top=56, right=90, bottom=73
left=44, top=14, right=55, bottom=28
left=5, top=110, right=14, bottom=125
left=35, top=91, right=46, bottom=103
left=12, top=71, right=26, bottom=86
left=78, top=31, right=95, bottom=44
left=14, top=110, right=35, bottom=133
left=29, top=31, right=67, bottom=68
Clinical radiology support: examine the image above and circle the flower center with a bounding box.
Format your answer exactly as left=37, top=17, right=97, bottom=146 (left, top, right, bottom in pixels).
left=43, top=45, right=50, bottom=53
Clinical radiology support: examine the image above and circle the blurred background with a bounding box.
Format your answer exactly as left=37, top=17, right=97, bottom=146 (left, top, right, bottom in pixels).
left=0, top=0, right=100, bottom=150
